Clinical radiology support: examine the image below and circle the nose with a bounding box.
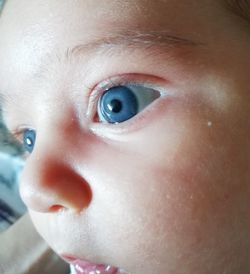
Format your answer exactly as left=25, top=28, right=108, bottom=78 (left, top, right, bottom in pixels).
left=19, top=151, right=92, bottom=214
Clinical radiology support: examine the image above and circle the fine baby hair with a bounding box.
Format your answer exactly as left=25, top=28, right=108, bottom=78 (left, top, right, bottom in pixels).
left=0, top=1, right=250, bottom=274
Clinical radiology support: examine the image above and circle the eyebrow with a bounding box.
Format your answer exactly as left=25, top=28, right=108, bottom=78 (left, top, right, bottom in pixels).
left=66, top=30, right=201, bottom=60
left=0, top=30, right=202, bottom=113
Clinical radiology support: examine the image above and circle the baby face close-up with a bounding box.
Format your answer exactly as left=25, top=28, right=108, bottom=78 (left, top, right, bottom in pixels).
left=0, top=0, right=250, bottom=273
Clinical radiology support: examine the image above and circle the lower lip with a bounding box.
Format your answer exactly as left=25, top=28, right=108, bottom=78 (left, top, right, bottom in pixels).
left=70, top=259, right=119, bottom=274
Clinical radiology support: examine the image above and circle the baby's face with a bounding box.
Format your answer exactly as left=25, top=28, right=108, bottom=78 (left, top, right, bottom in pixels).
left=0, top=0, right=250, bottom=273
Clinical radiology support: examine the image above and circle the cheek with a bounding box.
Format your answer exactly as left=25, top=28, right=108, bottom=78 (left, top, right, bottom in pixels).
left=28, top=95, right=249, bottom=273
left=88, top=97, right=249, bottom=270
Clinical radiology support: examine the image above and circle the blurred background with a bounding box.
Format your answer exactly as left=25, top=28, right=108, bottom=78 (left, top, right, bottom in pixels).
left=0, top=0, right=27, bottom=231
left=0, top=2, right=71, bottom=272
left=0, top=0, right=26, bottom=233
left=0, top=0, right=4, bottom=12
left=0, top=108, right=27, bottom=233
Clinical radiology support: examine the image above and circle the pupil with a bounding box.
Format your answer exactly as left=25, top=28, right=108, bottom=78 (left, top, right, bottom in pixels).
left=108, top=99, right=123, bottom=113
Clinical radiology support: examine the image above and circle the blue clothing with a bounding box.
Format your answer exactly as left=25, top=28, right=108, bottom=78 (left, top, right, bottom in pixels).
left=0, top=152, right=26, bottom=232
left=0, top=0, right=5, bottom=10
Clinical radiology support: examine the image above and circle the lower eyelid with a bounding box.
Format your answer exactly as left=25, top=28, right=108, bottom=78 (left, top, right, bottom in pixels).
left=89, top=95, right=171, bottom=138
left=86, top=74, right=170, bottom=118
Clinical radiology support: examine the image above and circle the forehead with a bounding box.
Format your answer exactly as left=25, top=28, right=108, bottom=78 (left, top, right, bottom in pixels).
left=0, top=0, right=236, bottom=108
left=0, top=0, right=216, bottom=59
left=0, top=0, right=223, bottom=41
left=0, top=1, right=191, bottom=83
left=0, top=0, right=210, bottom=37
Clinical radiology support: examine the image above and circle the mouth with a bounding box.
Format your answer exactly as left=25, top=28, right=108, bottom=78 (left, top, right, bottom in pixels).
left=63, top=255, right=130, bottom=274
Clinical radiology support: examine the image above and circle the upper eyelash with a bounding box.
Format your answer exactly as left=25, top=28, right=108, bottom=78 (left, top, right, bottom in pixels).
left=4, top=75, right=167, bottom=146
left=8, top=127, right=30, bottom=148
left=7, top=78, right=156, bottom=137
left=8, top=130, right=24, bottom=146
left=93, top=75, right=162, bottom=93
left=87, top=74, right=167, bottom=121
left=0, top=128, right=26, bottom=157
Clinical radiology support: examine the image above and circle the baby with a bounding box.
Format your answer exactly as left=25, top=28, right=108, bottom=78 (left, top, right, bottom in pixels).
left=0, top=0, right=250, bottom=273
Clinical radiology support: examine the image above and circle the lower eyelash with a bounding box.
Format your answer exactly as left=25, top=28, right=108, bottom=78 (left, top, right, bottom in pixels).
left=89, top=94, right=171, bottom=139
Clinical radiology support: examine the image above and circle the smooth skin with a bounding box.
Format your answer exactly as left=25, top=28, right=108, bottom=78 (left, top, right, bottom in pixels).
left=0, top=0, right=250, bottom=273
left=0, top=213, right=69, bottom=274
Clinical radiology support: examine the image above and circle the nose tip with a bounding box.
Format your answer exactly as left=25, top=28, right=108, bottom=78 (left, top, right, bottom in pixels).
left=20, top=160, right=92, bottom=214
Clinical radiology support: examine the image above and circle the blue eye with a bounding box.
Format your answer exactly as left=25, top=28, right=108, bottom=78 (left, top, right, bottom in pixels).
left=97, top=85, right=160, bottom=123
left=23, top=129, right=36, bottom=153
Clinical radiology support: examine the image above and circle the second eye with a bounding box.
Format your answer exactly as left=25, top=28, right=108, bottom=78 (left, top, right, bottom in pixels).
left=97, top=85, right=161, bottom=124
left=23, top=129, right=36, bottom=153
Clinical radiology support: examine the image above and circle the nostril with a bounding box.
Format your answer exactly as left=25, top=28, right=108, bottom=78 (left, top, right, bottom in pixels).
left=20, top=159, right=92, bottom=213
left=49, top=204, right=66, bottom=212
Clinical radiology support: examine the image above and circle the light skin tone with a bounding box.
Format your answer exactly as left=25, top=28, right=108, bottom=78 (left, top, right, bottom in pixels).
left=0, top=213, right=69, bottom=274
left=0, top=0, right=250, bottom=273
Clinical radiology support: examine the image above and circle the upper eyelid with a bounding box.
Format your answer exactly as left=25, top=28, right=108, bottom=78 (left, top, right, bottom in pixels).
left=2, top=74, right=169, bottom=137
left=7, top=124, right=35, bottom=144
left=0, top=32, right=195, bottom=117
left=86, top=74, right=169, bottom=118
left=90, top=74, right=169, bottom=94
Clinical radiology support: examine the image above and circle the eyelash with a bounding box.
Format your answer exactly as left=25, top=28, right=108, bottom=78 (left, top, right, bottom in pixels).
left=87, top=74, right=167, bottom=122
left=8, top=74, right=169, bottom=148
left=8, top=127, right=34, bottom=157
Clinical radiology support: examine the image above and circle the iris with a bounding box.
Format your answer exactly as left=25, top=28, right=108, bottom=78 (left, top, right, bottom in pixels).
left=23, top=129, right=36, bottom=153
left=98, top=86, right=138, bottom=123
left=98, top=85, right=160, bottom=123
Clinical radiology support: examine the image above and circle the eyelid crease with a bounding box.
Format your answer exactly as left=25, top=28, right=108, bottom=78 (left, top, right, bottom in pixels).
left=91, top=74, right=169, bottom=93
left=0, top=30, right=202, bottom=134
left=0, top=30, right=202, bottom=111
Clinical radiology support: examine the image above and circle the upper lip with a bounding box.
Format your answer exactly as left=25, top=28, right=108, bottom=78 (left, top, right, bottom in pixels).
left=61, top=254, right=105, bottom=266
left=61, top=254, right=81, bottom=263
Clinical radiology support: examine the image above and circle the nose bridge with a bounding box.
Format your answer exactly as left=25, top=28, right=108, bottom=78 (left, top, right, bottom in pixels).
left=19, top=125, right=92, bottom=213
